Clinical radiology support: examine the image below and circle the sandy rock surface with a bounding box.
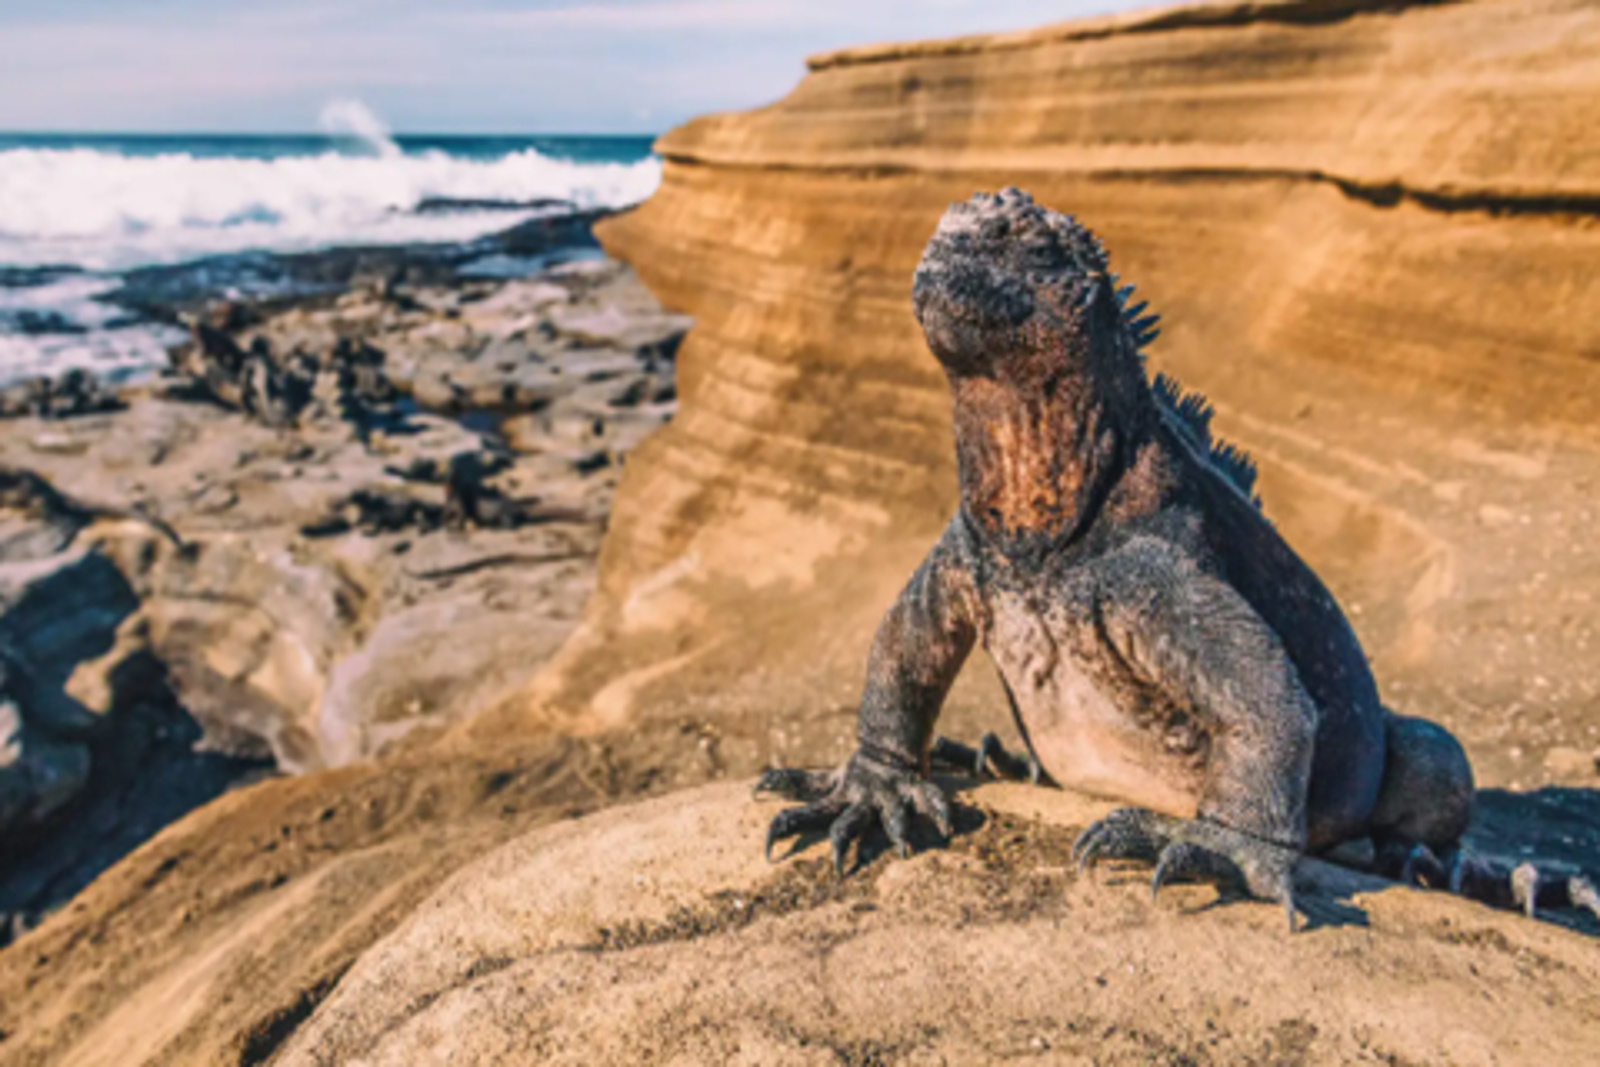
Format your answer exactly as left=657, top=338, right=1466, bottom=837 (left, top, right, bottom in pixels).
left=277, top=781, right=1600, bottom=1065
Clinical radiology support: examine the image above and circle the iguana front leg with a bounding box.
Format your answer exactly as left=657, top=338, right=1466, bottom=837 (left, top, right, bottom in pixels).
left=757, top=520, right=979, bottom=874
left=1071, top=543, right=1316, bottom=928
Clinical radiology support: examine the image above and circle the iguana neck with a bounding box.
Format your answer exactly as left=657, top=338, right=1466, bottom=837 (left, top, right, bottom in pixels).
left=951, top=365, right=1155, bottom=547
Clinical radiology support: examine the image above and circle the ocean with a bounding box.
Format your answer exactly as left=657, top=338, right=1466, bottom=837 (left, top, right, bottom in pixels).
left=0, top=121, right=660, bottom=386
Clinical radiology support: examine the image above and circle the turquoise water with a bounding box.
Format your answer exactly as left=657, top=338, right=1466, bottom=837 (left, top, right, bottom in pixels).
left=0, top=133, right=656, bottom=164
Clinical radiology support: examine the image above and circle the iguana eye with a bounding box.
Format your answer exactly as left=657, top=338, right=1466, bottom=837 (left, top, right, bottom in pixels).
left=1022, top=242, right=1058, bottom=271
left=979, top=216, right=1011, bottom=241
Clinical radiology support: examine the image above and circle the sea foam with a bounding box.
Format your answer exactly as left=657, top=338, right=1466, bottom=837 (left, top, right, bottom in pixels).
left=0, top=136, right=660, bottom=271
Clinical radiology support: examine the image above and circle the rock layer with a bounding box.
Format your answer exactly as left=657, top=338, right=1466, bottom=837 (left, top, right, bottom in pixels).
left=511, top=0, right=1600, bottom=789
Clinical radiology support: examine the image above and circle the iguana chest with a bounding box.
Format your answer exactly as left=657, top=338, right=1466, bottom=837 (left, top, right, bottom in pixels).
left=983, top=589, right=1203, bottom=818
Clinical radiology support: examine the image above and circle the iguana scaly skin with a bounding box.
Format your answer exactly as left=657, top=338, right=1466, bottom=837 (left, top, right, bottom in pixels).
left=758, top=188, right=1592, bottom=927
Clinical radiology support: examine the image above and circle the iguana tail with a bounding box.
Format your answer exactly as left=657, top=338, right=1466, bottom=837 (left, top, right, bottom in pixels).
left=1370, top=711, right=1599, bottom=923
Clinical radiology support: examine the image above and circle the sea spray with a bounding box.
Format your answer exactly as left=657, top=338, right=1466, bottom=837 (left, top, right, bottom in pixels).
left=318, top=99, right=403, bottom=159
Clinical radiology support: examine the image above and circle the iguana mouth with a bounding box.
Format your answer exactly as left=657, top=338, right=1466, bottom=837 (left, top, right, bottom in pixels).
left=911, top=187, right=1117, bottom=381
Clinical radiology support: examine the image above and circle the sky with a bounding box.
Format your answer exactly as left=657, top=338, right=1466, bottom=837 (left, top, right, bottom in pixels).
left=0, top=0, right=1148, bottom=134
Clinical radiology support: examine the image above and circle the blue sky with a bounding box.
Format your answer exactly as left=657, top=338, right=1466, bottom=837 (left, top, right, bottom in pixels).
left=0, top=0, right=1147, bottom=133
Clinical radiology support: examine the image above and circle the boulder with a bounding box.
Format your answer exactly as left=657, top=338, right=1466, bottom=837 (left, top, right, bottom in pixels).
left=277, top=781, right=1600, bottom=1065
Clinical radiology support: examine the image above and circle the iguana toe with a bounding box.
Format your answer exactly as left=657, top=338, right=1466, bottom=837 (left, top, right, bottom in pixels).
left=1375, top=840, right=1450, bottom=889
left=1076, top=808, right=1301, bottom=928
left=1400, top=844, right=1431, bottom=887
left=1448, top=851, right=1470, bottom=896
left=929, top=736, right=985, bottom=777
left=930, top=733, right=1042, bottom=784
left=874, top=790, right=914, bottom=861
left=1073, top=807, right=1172, bottom=874
left=1149, top=841, right=1239, bottom=900
left=830, top=802, right=875, bottom=876
left=1147, top=838, right=1298, bottom=927
left=753, top=767, right=834, bottom=803
left=765, top=800, right=841, bottom=861
left=901, top=779, right=954, bottom=840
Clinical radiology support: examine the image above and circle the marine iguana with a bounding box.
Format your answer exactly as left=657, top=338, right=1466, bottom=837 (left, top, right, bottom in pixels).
left=757, top=188, right=1596, bottom=928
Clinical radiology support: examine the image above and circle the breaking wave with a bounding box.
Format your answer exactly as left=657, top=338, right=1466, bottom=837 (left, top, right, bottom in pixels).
left=0, top=126, right=660, bottom=271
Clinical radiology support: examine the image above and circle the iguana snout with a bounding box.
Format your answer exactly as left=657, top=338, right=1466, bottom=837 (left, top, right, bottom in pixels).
left=912, top=187, right=1113, bottom=382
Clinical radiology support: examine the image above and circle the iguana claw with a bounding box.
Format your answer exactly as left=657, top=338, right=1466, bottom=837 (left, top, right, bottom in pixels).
left=930, top=733, right=1042, bottom=784
left=758, top=748, right=952, bottom=877
left=1511, top=863, right=1539, bottom=920
left=764, top=801, right=836, bottom=862
left=1073, top=807, right=1166, bottom=874
left=1076, top=807, right=1302, bottom=929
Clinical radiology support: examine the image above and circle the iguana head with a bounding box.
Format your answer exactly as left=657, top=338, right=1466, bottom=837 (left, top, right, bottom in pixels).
left=912, top=187, right=1143, bottom=388
left=911, top=189, right=1160, bottom=546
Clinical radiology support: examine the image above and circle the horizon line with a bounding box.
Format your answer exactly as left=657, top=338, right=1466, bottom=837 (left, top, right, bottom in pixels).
left=0, top=129, right=663, bottom=139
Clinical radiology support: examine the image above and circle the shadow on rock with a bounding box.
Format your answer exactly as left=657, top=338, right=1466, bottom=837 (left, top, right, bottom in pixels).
left=0, top=549, right=268, bottom=947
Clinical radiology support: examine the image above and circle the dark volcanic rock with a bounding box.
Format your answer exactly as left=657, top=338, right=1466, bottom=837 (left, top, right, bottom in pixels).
left=107, top=208, right=615, bottom=323
left=0, top=370, right=124, bottom=420
left=8, top=310, right=87, bottom=336
left=0, top=266, right=83, bottom=290
left=412, top=197, right=572, bottom=215
left=0, top=241, right=685, bottom=940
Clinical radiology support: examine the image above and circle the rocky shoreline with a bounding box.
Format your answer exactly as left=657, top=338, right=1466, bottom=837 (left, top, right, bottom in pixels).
left=0, top=211, right=687, bottom=942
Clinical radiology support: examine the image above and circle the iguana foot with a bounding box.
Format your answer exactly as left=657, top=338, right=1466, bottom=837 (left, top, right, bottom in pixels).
left=756, top=748, right=952, bottom=876
left=1371, top=839, right=1600, bottom=922
left=1373, top=839, right=1477, bottom=894
left=1075, top=807, right=1300, bottom=930
left=1478, top=862, right=1600, bottom=922
left=930, top=733, right=1043, bottom=784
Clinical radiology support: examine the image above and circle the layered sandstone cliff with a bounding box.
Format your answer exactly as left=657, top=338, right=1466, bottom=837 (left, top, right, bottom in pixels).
left=504, top=0, right=1600, bottom=788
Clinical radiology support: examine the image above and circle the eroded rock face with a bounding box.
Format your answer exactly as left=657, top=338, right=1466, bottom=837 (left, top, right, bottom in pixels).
left=0, top=539, right=259, bottom=946
left=0, top=549, right=137, bottom=842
